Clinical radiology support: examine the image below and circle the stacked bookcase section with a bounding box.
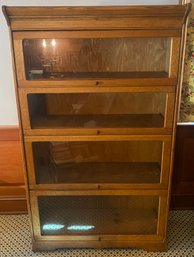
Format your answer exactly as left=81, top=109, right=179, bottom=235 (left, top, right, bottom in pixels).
left=3, top=4, right=191, bottom=251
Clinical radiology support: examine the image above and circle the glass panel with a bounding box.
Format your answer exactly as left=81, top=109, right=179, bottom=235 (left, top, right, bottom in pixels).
left=32, top=141, right=162, bottom=184
left=38, top=195, right=159, bottom=235
left=23, top=38, right=170, bottom=80
left=28, top=92, right=166, bottom=129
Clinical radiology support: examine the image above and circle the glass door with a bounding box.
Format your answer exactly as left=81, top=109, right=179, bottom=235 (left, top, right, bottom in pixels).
left=13, top=31, right=180, bottom=87
left=30, top=190, right=167, bottom=241
left=25, top=136, right=171, bottom=189
left=19, top=89, right=175, bottom=135
left=23, top=37, right=170, bottom=80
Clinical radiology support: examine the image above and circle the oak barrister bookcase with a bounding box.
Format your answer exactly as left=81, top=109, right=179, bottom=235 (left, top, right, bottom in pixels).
left=3, top=4, right=191, bottom=252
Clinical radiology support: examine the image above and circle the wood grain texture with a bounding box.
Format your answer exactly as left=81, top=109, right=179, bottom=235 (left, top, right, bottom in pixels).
left=24, top=134, right=172, bottom=142
left=3, top=5, right=191, bottom=31
left=152, top=2, right=190, bottom=226
left=169, top=37, right=181, bottom=78
left=3, top=3, right=191, bottom=252
left=32, top=239, right=167, bottom=252
left=4, top=5, right=190, bottom=17
left=13, top=30, right=181, bottom=40
left=162, top=3, right=191, bottom=238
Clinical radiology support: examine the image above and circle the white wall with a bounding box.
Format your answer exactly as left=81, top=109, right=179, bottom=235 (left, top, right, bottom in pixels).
left=0, top=0, right=179, bottom=125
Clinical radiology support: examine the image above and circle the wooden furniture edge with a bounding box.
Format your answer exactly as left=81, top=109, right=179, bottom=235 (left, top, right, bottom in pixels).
left=2, top=5, right=10, bottom=26
left=32, top=238, right=167, bottom=252
left=2, top=5, right=191, bottom=18
left=1, top=3, right=191, bottom=251
left=2, top=4, right=191, bottom=30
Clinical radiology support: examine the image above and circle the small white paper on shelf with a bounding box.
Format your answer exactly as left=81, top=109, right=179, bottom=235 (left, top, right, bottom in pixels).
left=84, top=120, right=97, bottom=128
left=72, top=104, right=83, bottom=112
left=30, top=69, right=43, bottom=74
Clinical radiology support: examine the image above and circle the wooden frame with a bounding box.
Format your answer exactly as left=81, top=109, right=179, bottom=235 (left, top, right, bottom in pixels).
left=24, top=135, right=172, bottom=190
left=3, top=3, right=191, bottom=252
left=18, top=87, right=175, bottom=136
left=13, top=31, right=180, bottom=87
left=3, top=5, right=190, bottom=30
left=30, top=189, right=168, bottom=250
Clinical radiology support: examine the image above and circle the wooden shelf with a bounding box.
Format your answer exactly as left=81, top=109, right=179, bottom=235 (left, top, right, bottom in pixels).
left=36, top=162, right=161, bottom=184
left=28, top=71, right=168, bottom=81
left=31, top=114, right=164, bottom=129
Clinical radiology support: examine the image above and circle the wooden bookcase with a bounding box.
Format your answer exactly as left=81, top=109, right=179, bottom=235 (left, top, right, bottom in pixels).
left=3, top=4, right=191, bottom=252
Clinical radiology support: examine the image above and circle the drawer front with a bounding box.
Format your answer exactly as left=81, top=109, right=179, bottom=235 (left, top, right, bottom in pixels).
left=30, top=189, right=168, bottom=242
left=25, top=135, right=172, bottom=190
left=13, top=31, right=180, bottom=87
left=19, top=88, right=175, bottom=136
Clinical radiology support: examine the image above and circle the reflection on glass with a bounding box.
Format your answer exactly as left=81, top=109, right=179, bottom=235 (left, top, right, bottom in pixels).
left=51, top=39, right=56, bottom=47
left=42, top=223, right=95, bottom=231
left=42, top=223, right=65, bottom=230
left=42, top=39, right=47, bottom=48
left=67, top=225, right=95, bottom=231
left=38, top=195, right=159, bottom=235
left=23, top=38, right=170, bottom=80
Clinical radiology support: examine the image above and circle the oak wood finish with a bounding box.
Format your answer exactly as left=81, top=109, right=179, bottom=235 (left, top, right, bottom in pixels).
left=3, top=4, right=191, bottom=252
left=3, top=5, right=191, bottom=30
left=31, top=239, right=167, bottom=252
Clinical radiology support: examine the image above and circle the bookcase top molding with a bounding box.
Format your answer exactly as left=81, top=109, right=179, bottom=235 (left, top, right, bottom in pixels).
left=2, top=4, right=191, bottom=30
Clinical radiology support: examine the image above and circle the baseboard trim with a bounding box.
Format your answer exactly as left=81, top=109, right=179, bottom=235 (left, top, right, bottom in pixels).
left=0, top=125, right=27, bottom=214
left=0, top=185, right=27, bottom=214
left=0, top=199, right=27, bottom=214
